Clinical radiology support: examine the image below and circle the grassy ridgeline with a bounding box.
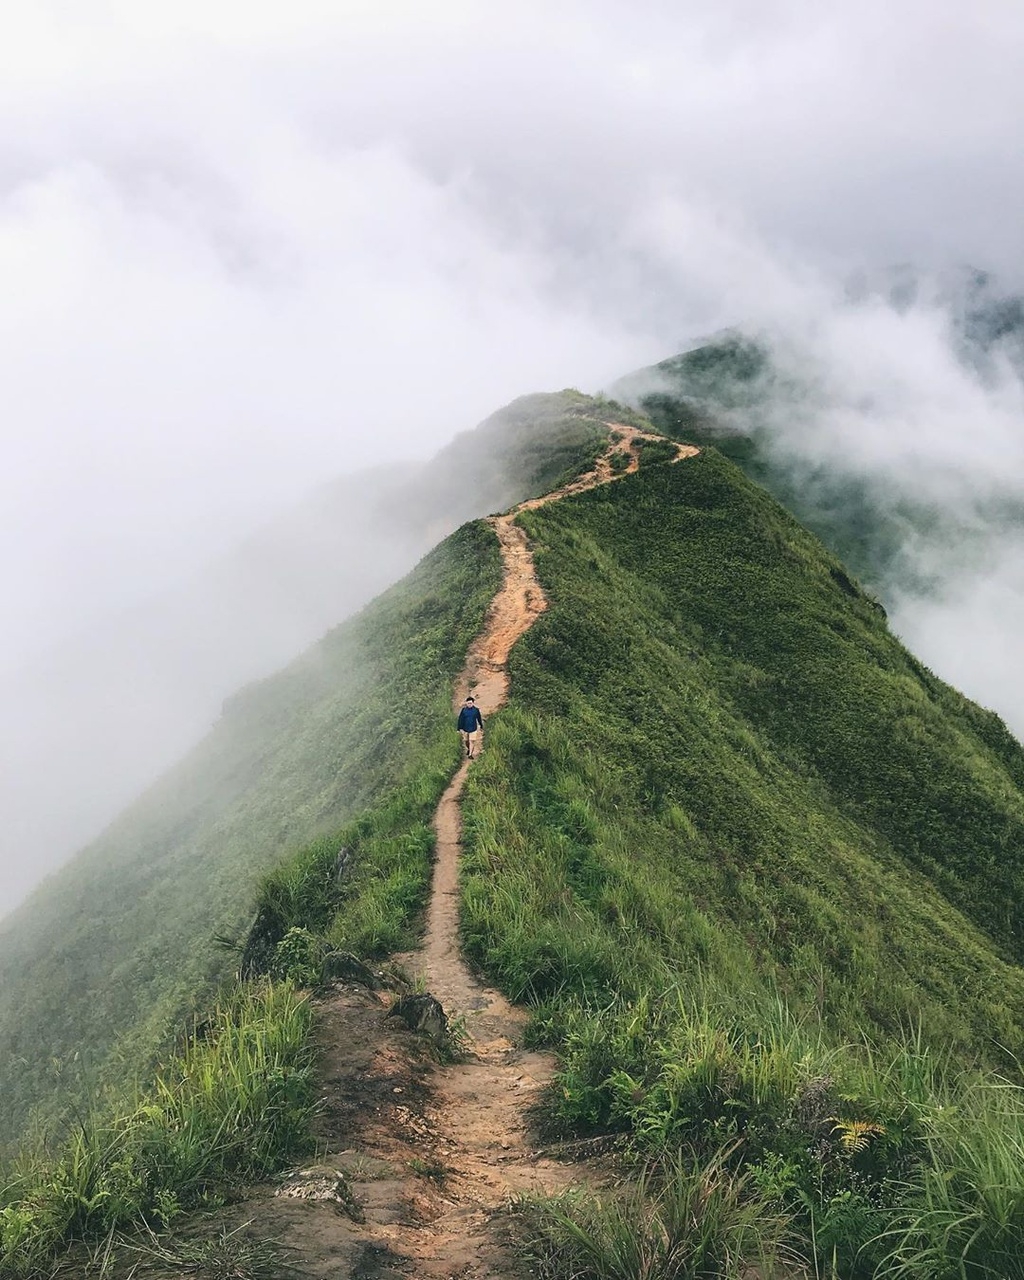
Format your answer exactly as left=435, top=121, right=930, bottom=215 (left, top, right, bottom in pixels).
left=0, top=386, right=623, bottom=1150
left=0, top=390, right=619, bottom=1273
left=0, top=520, right=501, bottom=1149
left=463, top=448, right=1024, bottom=1044
left=9, top=399, right=1024, bottom=1274
left=460, top=447, right=1024, bottom=1274
left=0, top=513, right=504, bottom=1275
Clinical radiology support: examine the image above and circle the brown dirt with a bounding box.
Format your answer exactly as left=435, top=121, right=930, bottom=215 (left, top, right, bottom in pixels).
left=161, top=426, right=698, bottom=1279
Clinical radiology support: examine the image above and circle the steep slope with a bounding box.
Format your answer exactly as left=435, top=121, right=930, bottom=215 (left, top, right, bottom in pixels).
left=446, top=439, right=1024, bottom=1278
left=8, top=417, right=1024, bottom=1269
left=0, top=522, right=499, bottom=1147
left=0, top=390, right=616, bottom=1148
left=0, top=388, right=610, bottom=924
left=461, top=444, right=1024, bottom=1053
left=613, top=334, right=1024, bottom=618
left=612, top=335, right=914, bottom=594
left=214, top=431, right=1024, bottom=1279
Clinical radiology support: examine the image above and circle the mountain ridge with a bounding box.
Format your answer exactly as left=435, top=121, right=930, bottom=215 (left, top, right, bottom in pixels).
left=5, top=391, right=1024, bottom=1276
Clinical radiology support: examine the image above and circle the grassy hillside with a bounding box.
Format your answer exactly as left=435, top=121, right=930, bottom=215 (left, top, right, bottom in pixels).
left=455, top=446, right=1024, bottom=1273
left=0, top=387, right=624, bottom=922
left=461, top=446, right=1024, bottom=1045
left=8, top=388, right=1024, bottom=1273
left=0, top=522, right=499, bottom=1150
left=0, top=390, right=622, bottom=1149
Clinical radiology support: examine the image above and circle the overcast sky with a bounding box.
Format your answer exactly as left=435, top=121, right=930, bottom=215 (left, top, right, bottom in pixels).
left=3, top=0, right=1024, bottom=912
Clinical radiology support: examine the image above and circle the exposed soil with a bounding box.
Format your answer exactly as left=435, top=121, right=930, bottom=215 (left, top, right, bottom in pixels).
left=160, top=427, right=698, bottom=1279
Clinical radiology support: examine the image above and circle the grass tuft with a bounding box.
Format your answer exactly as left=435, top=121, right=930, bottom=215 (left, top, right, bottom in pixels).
left=516, top=1148, right=792, bottom=1279
left=0, top=984, right=313, bottom=1278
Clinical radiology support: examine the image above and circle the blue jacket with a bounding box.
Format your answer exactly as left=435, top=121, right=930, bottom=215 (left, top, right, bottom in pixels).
left=457, top=705, right=483, bottom=732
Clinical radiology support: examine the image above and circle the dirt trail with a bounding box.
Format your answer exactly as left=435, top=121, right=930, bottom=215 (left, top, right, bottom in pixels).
left=422, top=425, right=699, bottom=1011
left=221, top=426, right=697, bottom=1280
left=389, top=426, right=699, bottom=1275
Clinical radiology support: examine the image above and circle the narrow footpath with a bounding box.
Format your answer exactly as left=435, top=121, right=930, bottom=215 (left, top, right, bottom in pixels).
left=239, top=427, right=698, bottom=1280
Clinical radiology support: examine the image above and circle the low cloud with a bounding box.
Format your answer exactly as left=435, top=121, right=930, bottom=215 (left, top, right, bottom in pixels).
left=3, top=0, right=1024, bottom=913
left=696, top=277, right=1024, bottom=732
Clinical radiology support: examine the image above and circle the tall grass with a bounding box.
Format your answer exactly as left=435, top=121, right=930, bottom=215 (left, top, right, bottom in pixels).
left=0, top=983, right=313, bottom=1278
left=518, top=1148, right=792, bottom=1279
left=879, top=1073, right=1024, bottom=1279
left=528, top=980, right=1024, bottom=1278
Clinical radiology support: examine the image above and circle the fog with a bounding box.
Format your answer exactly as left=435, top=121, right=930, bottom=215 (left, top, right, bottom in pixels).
left=3, top=0, right=1024, bottom=916
left=683, top=276, right=1024, bottom=730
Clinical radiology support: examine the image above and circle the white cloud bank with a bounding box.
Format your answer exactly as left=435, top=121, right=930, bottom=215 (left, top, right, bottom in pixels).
left=2, top=0, right=1024, bottom=912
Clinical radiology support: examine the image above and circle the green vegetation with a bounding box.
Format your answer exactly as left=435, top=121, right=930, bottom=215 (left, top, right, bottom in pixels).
left=618, top=337, right=918, bottom=592
left=517, top=1149, right=790, bottom=1279
left=7, top=383, right=1024, bottom=1275
left=0, top=385, right=634, bottom=1151
left=0, top=498, right=514, bottom=1272
left=0, top=389, right=629, bottom=1280
left=617, top=334, right=1024, bottom=600
left=0, top=982, right=312, bottom=1278
left=459, top=447, right=1024, bottom=1275
left=0, top=518, right=501, bottom=1148
left=0, top=384, right=636, bottom=1150
left=464, top=450, right=1024, bottom=1036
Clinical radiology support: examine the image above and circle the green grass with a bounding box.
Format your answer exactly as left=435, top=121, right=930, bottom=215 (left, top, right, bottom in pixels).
left=0, top=518, right=501, bottom=1149
left=421, top=388, right=618, bottom=512
left=457, top=445, right=1024, bottom=1276
left=463, top=452, right=1024, bottom=1038
left=0, top=982, right=313, bottom=1278
left=0, top=382, right=641, bottom=1149
left=516, top=1148, right=792, bottom=1279
left=878, top=1072, right=1024, bottom=1279
left=0, top=386, right=634, bottom=1149
left=8, top=388, right=1024, bottom=1276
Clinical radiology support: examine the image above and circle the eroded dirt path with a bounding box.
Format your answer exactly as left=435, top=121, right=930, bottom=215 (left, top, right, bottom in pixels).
left=224, top=426, right=697, bottom=1280
left=421, top=425, right=699, bottom=1011
left=389, top=426, right=699, bottom=1275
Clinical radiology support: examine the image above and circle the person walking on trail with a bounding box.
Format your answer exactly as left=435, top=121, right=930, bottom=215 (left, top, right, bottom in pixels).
left=457, top=695, right=483, bottom=758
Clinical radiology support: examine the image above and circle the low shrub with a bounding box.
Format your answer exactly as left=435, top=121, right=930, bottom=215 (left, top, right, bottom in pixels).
left=0, top=983, right=313, bottom=1278
left=517, top=1147, right=793, bottom=1279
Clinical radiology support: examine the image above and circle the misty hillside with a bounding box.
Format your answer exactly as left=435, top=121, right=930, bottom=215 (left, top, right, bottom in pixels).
left=611, top=335, right=917, bottom=590
left=10, top=6, right=1024, bottom=1274
left=613, top=315, right=1024, bottom=712
left=12, top=274, right=1024, bottom=928
left=5, top=393, right=1024, bottom=1139
left=0, top=392, right=612, bottom=1146
left=0, top=391, right=611, bottom=921
left=5, top=400, right=1024, bottom=1277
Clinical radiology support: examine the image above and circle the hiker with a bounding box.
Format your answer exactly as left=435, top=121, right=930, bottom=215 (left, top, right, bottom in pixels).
left=457, top=695, right=483, bottom=758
